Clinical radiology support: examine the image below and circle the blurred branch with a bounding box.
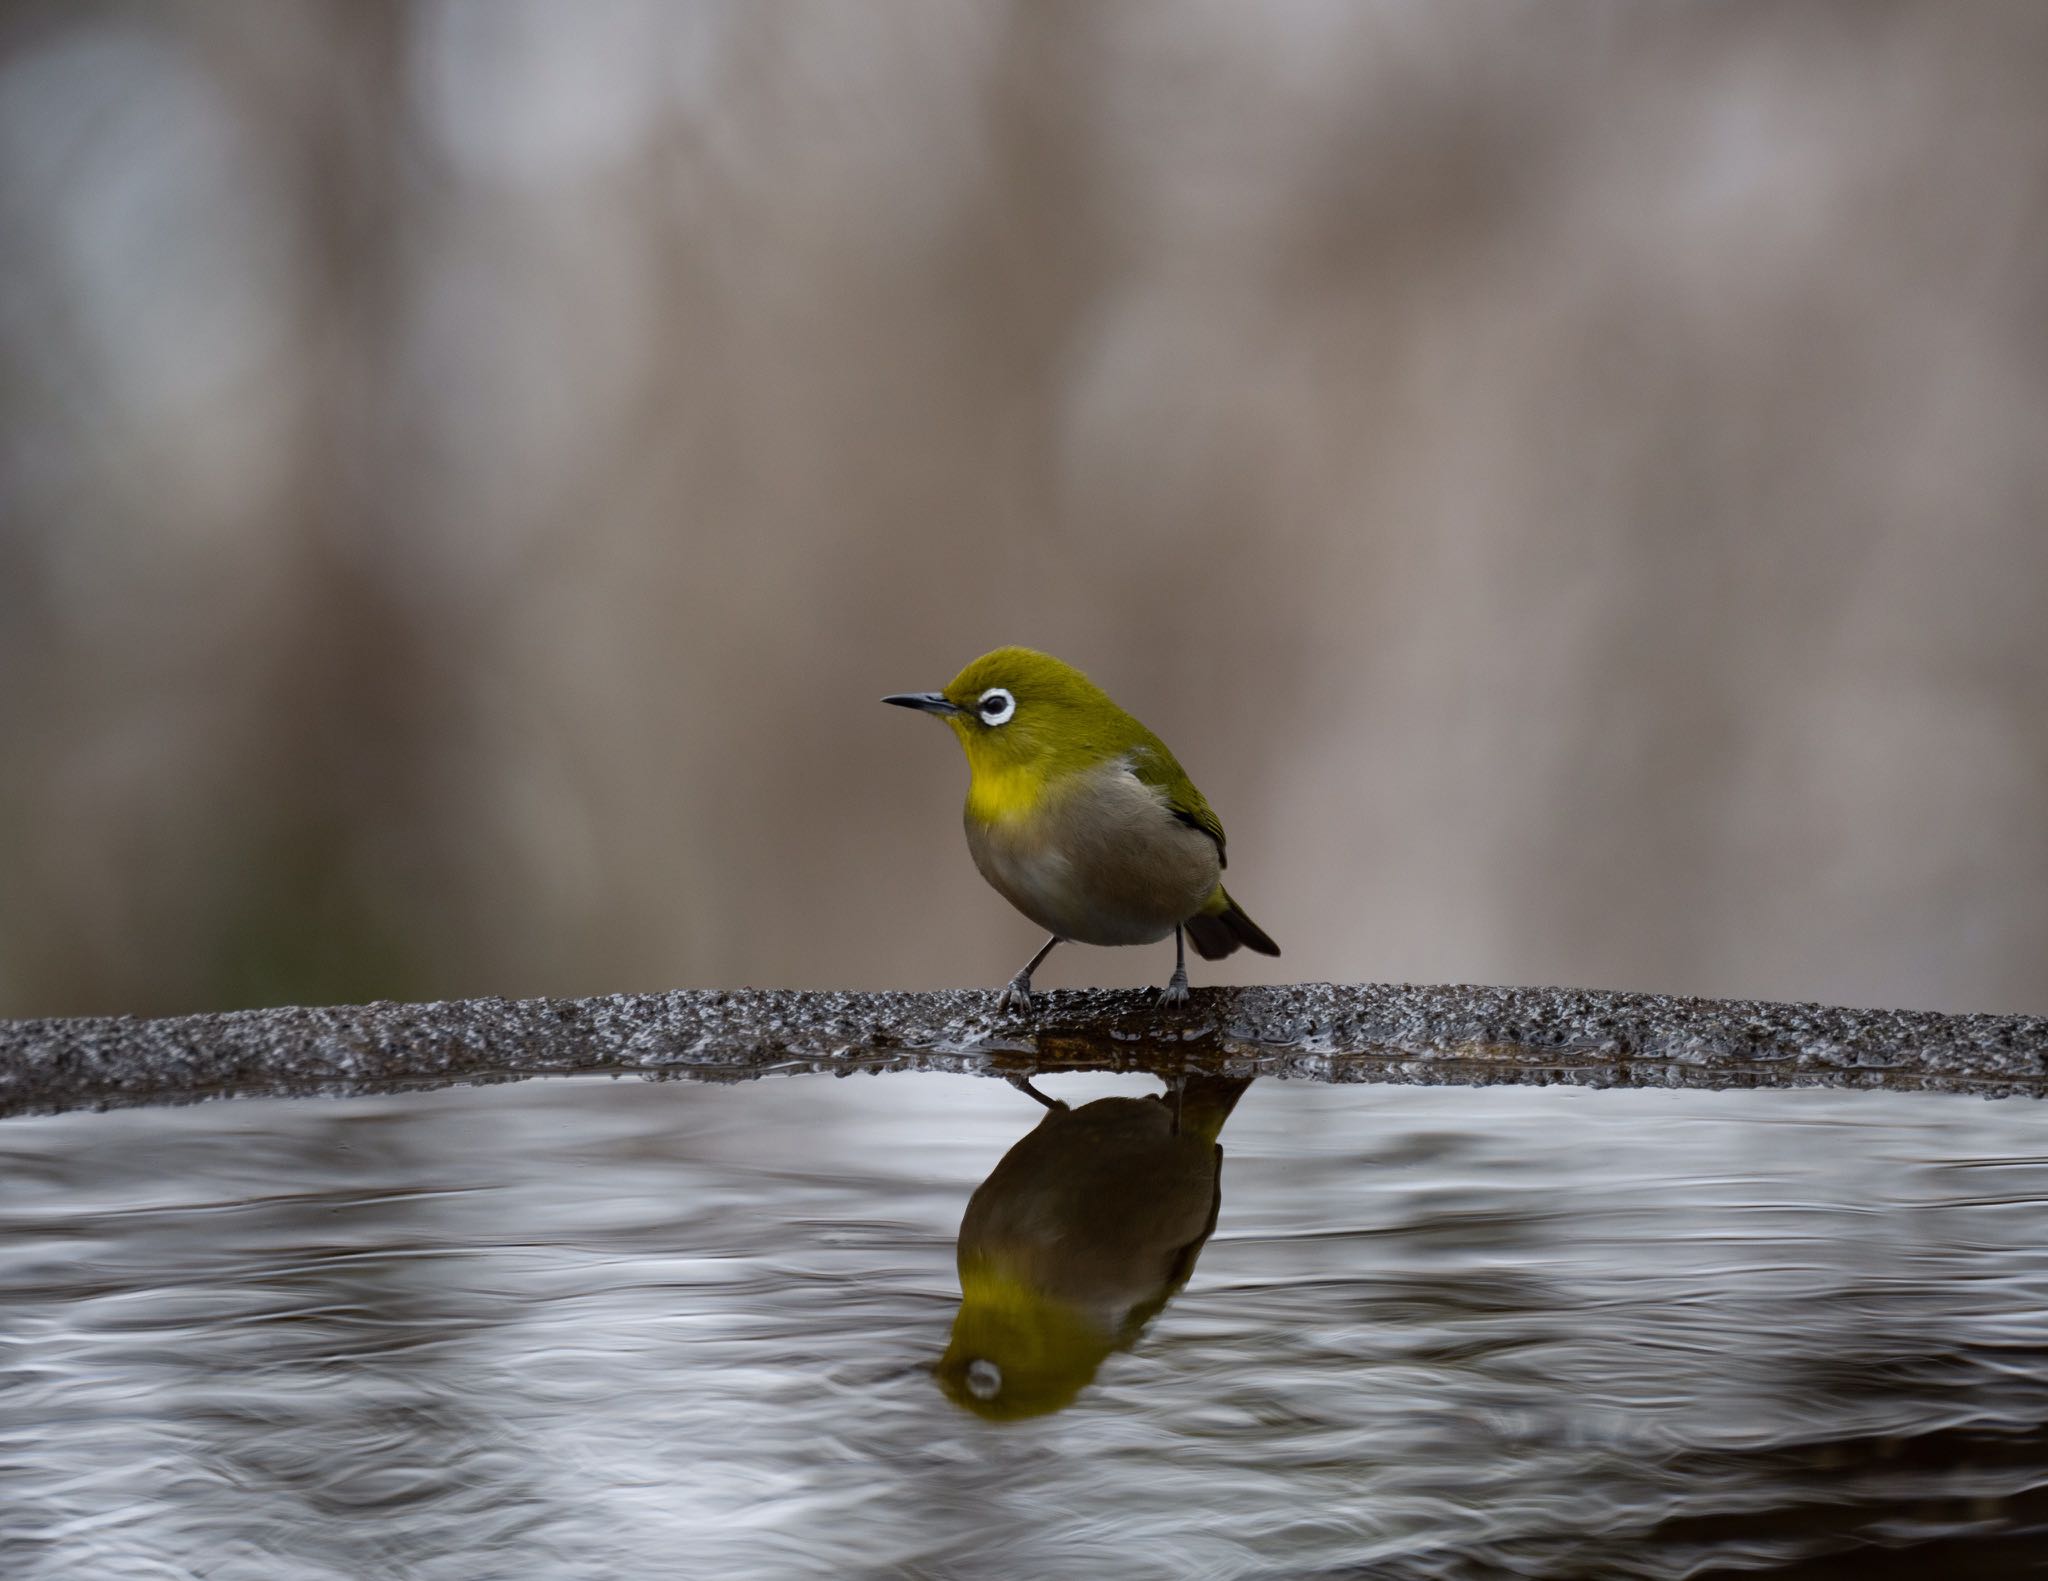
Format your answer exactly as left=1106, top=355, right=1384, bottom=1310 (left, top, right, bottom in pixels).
left=2, top=984, right=2043, bottom=1120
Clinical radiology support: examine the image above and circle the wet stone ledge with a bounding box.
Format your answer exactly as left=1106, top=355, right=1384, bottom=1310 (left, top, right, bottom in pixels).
left=2, top=984, right=2045, bottom=1120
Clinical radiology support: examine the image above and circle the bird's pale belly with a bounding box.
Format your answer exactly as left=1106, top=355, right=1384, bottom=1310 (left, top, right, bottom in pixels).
left=963, top=765, right=1221, bottom=947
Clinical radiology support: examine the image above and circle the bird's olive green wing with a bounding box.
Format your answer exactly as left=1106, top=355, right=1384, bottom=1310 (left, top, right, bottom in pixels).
left=1128, top=738, right=1227, bottom=868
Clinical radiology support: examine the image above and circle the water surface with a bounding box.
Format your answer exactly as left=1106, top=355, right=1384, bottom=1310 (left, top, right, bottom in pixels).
left=3, top=1074, right=2046, bottom=1578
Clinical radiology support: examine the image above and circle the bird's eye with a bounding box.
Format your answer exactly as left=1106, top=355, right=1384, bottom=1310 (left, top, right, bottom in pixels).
left=976, top=688, right=1016, bottom=726
left=966, top=1359, right=1003, bottom=1399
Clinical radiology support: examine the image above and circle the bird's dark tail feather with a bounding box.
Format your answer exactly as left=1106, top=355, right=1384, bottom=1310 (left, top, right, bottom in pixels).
left=1185, top=889, right=1281, bottom=961
left=1175, top=1075, right=1254, bottom=1144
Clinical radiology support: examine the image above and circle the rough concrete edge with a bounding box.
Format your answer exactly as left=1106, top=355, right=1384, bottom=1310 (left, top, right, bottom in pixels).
left=2, top=982, right=2044, bottom=1121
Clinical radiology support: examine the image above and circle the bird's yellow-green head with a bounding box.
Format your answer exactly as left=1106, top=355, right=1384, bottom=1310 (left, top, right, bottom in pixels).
left=934, top=1260, right=1118, bottom=1420
left=883, top=647, right=1149, bottom=824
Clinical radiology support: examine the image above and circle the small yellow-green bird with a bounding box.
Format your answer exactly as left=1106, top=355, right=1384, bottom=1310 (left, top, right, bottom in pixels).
left=936, top=1074, right=1254, bottom=1419
left=885, top=647, right=1278, bottom=1010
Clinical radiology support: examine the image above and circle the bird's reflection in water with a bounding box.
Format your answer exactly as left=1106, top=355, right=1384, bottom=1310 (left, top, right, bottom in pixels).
left=936, top=1073, right=1253, bottom=1419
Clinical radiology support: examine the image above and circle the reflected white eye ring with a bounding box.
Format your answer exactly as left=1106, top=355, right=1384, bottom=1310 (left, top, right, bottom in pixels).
left=976, top=687, right=1016, bottom=726
left=966, top=1359, right=1003, bottom=1398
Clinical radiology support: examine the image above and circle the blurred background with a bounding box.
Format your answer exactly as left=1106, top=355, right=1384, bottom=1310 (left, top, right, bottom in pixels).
left=1, top=0, right=2044, bottom=1019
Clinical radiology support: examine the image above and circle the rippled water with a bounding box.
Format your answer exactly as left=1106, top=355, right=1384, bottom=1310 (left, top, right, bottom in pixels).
left=4, top=1073, right=2047, bottom=1578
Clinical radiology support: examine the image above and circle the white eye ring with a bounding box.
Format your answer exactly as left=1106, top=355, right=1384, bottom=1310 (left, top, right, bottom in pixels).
left=966, top=1359, right=1003, bottom=1399
left=976, top=687, right=1016, bottom=726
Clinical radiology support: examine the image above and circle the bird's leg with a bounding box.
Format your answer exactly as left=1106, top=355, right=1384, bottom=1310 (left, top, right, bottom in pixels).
left=1157, top=925, right=1191, bottom=1008
left=1008, top=1074, right=1066, bottom=1111
left=998, top=934, right=1062, bottom=1014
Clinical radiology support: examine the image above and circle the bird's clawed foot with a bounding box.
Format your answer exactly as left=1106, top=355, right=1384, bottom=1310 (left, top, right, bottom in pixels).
left=997, top=935, right=1061, bottom=1016
left=1156, top=967, right=1191, bottom=1009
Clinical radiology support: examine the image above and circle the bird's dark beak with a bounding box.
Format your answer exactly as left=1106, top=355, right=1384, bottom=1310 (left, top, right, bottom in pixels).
left=882, top=691, right=968, bottom=717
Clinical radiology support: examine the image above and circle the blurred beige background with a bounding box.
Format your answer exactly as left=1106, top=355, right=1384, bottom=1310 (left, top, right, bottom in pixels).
left=1, top=1, right=2044, bottom=1019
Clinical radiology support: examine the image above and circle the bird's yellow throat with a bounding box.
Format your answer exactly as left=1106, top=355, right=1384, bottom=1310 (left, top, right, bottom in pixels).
left=953, top=724, right=1061, bottom=826
left=963, top=758, right=1054, bottom=826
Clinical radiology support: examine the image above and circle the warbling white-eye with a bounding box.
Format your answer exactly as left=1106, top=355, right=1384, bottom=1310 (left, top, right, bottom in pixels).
left=935, top=1074, right=1254, bottom=1419
left=884, top=647, right=1279, bottom=1009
